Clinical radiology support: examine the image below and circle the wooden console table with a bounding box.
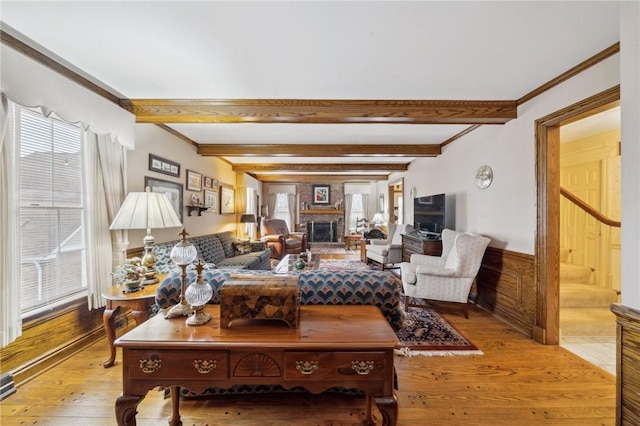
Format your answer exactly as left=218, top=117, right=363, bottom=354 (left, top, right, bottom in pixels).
left=114, top=305, right=398, bottom=425
left=401, top=233, right=442, bottom=262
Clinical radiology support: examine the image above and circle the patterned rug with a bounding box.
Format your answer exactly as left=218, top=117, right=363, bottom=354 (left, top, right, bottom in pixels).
left=319, top=259, right=371, bottom=270
left=395, top=307, right=483, bottom=357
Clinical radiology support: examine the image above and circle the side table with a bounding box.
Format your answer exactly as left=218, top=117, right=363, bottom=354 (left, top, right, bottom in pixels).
left=101, top=274, right=166, bottom=368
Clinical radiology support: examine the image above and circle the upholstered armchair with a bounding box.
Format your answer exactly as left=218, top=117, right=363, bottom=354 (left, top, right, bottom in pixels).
left=261, top=218, right=308, bottom=259
left=365, top=223, right=413, bottom=270
left=400, top=229, right=490, bottom=318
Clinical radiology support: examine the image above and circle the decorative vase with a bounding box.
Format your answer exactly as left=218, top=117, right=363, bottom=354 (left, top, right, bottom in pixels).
left=184, top=261, right=213, bottom=326
left=294, top=258, right=306, bottom=270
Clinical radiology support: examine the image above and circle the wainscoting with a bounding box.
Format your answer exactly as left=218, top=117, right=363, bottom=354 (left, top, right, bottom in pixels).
left=476, top=247, right=537, bottom=337
left=611, top=304, right=640, bottom=425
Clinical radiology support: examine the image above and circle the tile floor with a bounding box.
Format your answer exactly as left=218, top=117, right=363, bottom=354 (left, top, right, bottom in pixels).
left=561, top=335, right=616, bottom=376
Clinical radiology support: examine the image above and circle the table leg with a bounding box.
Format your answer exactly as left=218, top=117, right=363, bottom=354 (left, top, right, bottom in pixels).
left=169, top=385, right=182, bottom=426
left=131, top=308, right=150, bottom=326
left=115, top=393, right=144, bottom=426
left=103, top=305, right=121, bottom=368
left=374, top=394, right=398, bottom=426
left=365, top=393, right=375, bottom=425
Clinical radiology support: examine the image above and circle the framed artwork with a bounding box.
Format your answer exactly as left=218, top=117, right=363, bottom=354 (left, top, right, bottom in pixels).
left=220, top=187, right=235, bottom=214
left=144, top=176, right=183, bottom=223
left=186, top=169, right=202, bottom=191
left=312, top=185, right=330, bottom=204
left=212, top=178, right=219, bottom=190
left=204, top=189, right=218, bottom=212
left=148, top=154, right=180, bottom=178
left=204, top=176, right=213, bottom=189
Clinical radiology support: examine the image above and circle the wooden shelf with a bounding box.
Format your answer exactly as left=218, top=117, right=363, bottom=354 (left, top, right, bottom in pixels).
left=187, top=205, right=210, bottom=216
left=301, top=209, right=344, bottom=215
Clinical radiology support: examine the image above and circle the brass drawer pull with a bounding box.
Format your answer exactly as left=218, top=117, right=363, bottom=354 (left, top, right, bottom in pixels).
left=351, top=360, right=375, bottom=375
left=193, top=359, right=217, bottom=374
left=295, top=360, right=319, bottom=375
left=139, top=357, right=162, bottom=374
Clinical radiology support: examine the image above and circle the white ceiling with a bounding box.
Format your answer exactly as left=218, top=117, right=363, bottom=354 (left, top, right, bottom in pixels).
left=0, top=1, right=622, bottom=176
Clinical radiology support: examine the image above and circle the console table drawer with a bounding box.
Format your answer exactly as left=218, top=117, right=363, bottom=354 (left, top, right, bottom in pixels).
left=128, top=350, right=229, bottom=379
left=284, top=351, right=387, bottom=381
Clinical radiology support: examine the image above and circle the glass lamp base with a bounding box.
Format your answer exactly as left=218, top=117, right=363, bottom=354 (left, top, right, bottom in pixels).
left=186, top=306, right=211, bottom=326
left=165, top=300, right=192, bottom=318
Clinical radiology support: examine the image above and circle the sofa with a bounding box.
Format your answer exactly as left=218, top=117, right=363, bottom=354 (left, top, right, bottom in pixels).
left=152, top=231, right=272, bottom=274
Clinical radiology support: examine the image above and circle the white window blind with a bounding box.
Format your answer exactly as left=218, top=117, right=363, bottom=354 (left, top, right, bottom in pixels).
left=18, top=108, right=87, bottom=316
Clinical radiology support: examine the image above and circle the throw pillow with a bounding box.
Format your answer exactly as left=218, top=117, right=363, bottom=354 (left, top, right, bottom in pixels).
left=233, top=240, right=251, bottom=256
left=249, top=241, right=266, bottom=252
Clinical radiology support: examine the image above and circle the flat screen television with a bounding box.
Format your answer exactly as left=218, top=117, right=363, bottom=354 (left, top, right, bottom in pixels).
left=413, top=193, right=446, bottom=238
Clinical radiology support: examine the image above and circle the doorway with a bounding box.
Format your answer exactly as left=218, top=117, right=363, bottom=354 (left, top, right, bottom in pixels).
left=535, top=85, right=620, bottom=346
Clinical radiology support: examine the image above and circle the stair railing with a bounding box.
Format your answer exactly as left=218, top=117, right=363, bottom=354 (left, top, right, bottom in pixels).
left=560, top=187, right=620, bottom=228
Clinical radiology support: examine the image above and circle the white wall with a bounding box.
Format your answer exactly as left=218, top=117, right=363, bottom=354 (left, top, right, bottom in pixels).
left=403, top=54, right=620, bottom=254
left=126, top=124, right=238, bottom=247
left=620, top=1, right=640, bottom=308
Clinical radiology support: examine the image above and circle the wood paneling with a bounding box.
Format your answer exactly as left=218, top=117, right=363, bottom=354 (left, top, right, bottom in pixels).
left=121, top=98, right=517, bottom=125
left=0, top=300, right=106, bottom=386
left=476, top=247, right=537, bottom=337
left=611, top=304, right=640, bottom=426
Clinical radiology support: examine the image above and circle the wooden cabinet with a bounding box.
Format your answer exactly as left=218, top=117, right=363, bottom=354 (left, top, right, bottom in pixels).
left=401, top=233, right=442, bottom=262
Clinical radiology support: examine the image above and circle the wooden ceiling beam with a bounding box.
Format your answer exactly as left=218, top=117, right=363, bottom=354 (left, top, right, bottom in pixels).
left=198, top=144, right=440, bottom=157
left=232, top=163, right=407, bottom=173
left=121, top=99, right=517, bottom=125
left=255, top=174, right=387, bottom=183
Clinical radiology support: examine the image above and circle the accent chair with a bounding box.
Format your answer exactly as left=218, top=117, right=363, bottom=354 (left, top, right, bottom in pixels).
left=261, top=218, right=308, bottom=259
left=365, top=223, right=413, bottom=270
left=400, top=229, right=490, bottom=318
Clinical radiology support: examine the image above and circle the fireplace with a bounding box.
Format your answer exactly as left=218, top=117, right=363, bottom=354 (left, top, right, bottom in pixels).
left=307, top=220, right=338, bottom=243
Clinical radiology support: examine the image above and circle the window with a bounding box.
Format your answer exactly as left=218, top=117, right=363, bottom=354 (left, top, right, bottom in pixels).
left=273, top=193, right=292, bottom=230
left=18, top=108, right=86, bottom=316
left=349, top=193, right=365, bottom=232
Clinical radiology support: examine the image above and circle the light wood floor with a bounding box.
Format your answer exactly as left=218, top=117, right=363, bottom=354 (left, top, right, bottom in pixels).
left=0, top=305, right=616, bottom=425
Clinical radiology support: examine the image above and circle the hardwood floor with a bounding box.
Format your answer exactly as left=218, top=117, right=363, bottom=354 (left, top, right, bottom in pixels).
left=0, top=305, right=616, bottom=425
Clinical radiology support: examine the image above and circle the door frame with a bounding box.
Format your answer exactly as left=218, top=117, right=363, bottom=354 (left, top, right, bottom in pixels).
left=534, top=85, right=620, bottom=344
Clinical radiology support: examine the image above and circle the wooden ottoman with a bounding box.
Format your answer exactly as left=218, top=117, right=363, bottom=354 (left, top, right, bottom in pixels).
left=220, top=274, right=300, bottom=328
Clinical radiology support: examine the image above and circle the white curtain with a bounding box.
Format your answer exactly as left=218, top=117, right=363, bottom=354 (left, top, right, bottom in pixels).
left=362, top=193, right=371, bottom=225
left=0, top=94, right=22, bottom=348
left=83, top=129, right=127, bottom=310
left=344, top=193, right=353, bottom=233
left=287, top=193, right=297, bottom=231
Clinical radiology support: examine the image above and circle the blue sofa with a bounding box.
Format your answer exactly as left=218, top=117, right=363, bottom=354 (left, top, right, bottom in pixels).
left=152, top=231, right=272, bottom=273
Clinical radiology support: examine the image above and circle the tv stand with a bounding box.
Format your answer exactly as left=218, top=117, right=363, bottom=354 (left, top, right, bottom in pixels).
left=402, top=233, right=443, bottom=262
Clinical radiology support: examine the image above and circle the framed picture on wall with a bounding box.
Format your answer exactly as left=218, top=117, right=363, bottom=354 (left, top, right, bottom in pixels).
left=220, top=187, right=235, bottom=214
left=148, top=154, right=180, bottom=178
left=144, top=176, right=183, bottom=222
left=204, top=189, right=218, bottom=212
left=312, top=185, right=330, bottom=204
left=186, top=170, right=202, bottom=191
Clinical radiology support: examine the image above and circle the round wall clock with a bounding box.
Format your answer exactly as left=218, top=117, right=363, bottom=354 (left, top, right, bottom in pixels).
left=475, top=165, right=493, bottom=189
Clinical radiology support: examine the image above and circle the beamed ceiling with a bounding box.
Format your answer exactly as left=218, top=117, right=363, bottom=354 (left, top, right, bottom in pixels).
left=0, top=1, right=622, bottom=183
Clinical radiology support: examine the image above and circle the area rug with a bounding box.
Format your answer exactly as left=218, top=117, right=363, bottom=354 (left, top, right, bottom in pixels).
left=395, top=307, right=483, bottom=357
left=319, top=259, right=371, bottom=270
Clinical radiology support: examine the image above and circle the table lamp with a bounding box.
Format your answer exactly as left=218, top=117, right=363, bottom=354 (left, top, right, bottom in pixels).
left=371, top=213, right=385, bottom=229
left=240, top=213, right=257, bottom=240
left=165, top=228, right=199, bottom=318
left=109, top=187, right=182, bottom=285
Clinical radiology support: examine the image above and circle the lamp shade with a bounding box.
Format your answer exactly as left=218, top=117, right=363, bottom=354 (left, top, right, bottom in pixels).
left=371, top=213, right=385, bottom=225
left=240, top=213, right=256, bottom=223
left=110, top=188, right=182, bottom=230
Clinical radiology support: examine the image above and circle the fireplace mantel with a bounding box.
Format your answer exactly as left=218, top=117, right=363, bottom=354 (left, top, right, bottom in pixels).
left=301, top=209, right=344, bottom=215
